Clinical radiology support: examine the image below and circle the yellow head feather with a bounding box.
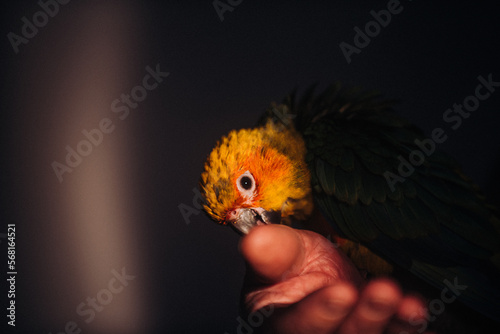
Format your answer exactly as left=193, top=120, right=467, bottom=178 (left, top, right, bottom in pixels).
left=200, top=121, right=312, bottom=224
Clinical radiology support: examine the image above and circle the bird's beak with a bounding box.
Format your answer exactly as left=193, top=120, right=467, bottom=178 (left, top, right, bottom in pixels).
left=227, top=207, right=281, bottom=235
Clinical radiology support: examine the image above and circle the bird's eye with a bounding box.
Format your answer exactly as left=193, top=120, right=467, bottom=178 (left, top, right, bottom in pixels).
left=239, top=176, right=252, bottom=190
left=236, top=171, right=256, bottom=197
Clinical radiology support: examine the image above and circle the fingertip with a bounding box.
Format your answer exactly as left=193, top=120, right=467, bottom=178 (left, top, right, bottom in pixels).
left=239, top=224, right=274, bottom=259
left=363, top=278, right=403, bottom=303
left=318, top=283, right=359, bottom=324
left=240, top=224, right=296, bottom=261
left=321, top=282, right=359, bottom=312
left=357, top=278, right=403, bottom=322
left=240, top=224, right=304, bottom=282
left=397, top=295, right=426, bottom=322
left=388, top=296, right=428, bottom=334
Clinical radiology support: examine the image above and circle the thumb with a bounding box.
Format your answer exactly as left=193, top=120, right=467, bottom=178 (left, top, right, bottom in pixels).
left=240, top=224, right=305, bottom=284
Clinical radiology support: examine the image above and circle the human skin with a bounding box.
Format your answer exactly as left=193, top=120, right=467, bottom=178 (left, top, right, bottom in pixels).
left=240, top=224, right=429, bottom=334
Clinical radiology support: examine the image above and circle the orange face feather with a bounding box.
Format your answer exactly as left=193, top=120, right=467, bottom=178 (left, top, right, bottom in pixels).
left=200, top=121, right=313, bottom=225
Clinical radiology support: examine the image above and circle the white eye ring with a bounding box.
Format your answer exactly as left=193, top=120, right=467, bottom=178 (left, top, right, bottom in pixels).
left=236, top=171, right=256, bottom=197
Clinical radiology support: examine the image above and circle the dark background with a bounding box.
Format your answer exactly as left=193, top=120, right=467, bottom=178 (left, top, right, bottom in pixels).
left=1, top=1, right=499, bottom=333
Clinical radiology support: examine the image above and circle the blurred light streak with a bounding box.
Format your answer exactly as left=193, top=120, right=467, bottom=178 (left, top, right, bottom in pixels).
left=16, top=1, right=149, bottom=332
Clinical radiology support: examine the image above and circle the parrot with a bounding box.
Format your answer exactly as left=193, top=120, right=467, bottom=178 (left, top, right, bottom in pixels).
left=199, top=83, right=500, bottom=327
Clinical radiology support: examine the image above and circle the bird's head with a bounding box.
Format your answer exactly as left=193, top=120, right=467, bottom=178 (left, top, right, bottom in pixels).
left=200, top=120, right=313, bottom=234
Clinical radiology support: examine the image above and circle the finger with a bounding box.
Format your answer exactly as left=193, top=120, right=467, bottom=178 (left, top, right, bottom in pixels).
left=240, top=224, right=305, bottom=283
left=387, top=295, right=428, bottom=334
left=245, top=271, right=339, bottom=313
left=267, top=282, right=358, bottom=334
left=338, top=278, right=403, bottom=334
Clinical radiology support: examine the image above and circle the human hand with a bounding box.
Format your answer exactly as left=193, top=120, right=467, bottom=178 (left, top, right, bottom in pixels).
left=240, top=224, right=428, bottom=334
